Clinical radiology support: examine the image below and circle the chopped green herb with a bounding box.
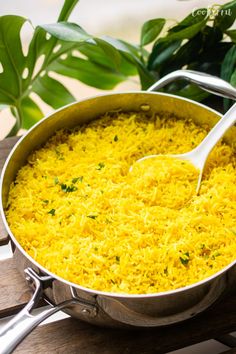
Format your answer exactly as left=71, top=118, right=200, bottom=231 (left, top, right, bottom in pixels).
left=115, top=256, right=120, bottom=262
left=96, top=162, right=105, bottom=170
left=48, top=209, right=56, bottom=216
left=54, top=177, right=59, bottom=185
left=180, top=252, right=190, bottom=266
left=87, top=215, right=98, bottom=219
left=114, top=135, right=119, bottom=142
left=72, top=176, right=83, bottom=184
left=55, top=148, right=64, bottom=160
left=43, top=200, right=49, bottom=204
left=67, top=185, right=77, bottom=192
left=211, top=251, right=221, bottom=260
left=61, top=183, right=67, bottom=192
left=61, top=183, right=77, bottom=193
left=94, top=247, right=98, bottom=251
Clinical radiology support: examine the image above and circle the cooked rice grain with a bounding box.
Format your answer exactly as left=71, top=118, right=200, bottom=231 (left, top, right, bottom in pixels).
left=6, top=112, right=236, bottom=294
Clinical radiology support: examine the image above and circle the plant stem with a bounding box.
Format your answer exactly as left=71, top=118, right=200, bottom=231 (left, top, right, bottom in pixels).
left=6, top=105, right=22, bottom=137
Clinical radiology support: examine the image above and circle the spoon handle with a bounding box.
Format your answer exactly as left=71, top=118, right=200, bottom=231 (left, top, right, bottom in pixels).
left=193, top=103, right=236, bottom=164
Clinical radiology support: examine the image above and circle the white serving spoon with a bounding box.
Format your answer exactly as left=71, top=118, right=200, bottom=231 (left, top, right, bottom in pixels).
left=131, top=103, right=236, bottom=194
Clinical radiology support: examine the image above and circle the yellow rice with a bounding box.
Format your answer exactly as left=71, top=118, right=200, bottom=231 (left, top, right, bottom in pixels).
left=6, top=112, right=236, bottom=294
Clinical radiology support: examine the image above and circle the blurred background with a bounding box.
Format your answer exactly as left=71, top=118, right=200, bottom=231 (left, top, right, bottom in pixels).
left=0, top=0, right=228, bottom=138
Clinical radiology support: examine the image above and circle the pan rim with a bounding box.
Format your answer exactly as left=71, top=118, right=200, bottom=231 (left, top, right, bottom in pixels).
left=1, top=90, right=235, bottom=299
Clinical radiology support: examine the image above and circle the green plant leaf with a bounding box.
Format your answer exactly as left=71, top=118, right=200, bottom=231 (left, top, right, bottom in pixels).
left=226, top=29, right=236, bottom=42
left=214, top=0, right=236, bottom=31
left=51, top=54, right=126, bottom=89
left=0, top=1, right=82, bottom=135
left=230, top=69, right=236, bottom=86
left=95, top=36, right=154, bottom=89
left=160, top=35, right=203, bottom=75
left=148, top=40, right=181, bottom=71
left=198, top=42, right=232, bottom=65
left=140, top=18, right=165, bottom=46
left=221, top=45, right=236, bottom=82
left=169, top=9, right=207, bottom=33
left=172, top=84, right=209, bottom=101
left=40, top=22, right=92, bottom=42
left=20, top=97, right=43, bottom=129
left=58, top=0, right=80, bottom=21
left=43, top=25, right=150, bottom=89
left=221, top=44, right=236, bottom=110
left=33, top=75, right=75, bottom=109
left=0, top=5, right=135, bottom=136
left=201, top=26, right=223, bottom=48
left=94, top=38, right=121, bottom=70
left=160, top=18, right=207, bottom=42
left=79, top=41, right=137, bottom=76
left=0, top=15, right=26, bottom=104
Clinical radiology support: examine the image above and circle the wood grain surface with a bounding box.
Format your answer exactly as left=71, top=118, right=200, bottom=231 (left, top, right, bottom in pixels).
left=0, top=258, right=31, bottom=317
left=16, top=288, right=236, bottom=354
left=0, top=136, right=19, bottom=245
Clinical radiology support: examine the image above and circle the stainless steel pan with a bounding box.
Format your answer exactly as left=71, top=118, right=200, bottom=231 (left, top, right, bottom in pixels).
left=0, top=70, right=236, bottom=354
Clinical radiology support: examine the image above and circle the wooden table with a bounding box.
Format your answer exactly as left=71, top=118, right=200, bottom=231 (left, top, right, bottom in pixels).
left=0, top=137, right=236, bottom=354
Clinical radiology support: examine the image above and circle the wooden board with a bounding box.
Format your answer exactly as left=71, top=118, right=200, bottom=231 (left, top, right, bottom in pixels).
left=0, top=136, right=19, bottom=245
left=0, top=258, right=31, bottom=317
left=15, top=290, right=236, bottom=354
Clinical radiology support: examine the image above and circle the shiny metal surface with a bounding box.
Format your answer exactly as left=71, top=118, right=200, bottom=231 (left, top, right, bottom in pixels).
left=147, top=70, right=236, bottom=193
left=148, top=69, right=236, bottom=100
left=0, top=70, right=235, bottom=353
left=134, top=107, right=236, bottom=193
left=0, top=269, right=75, bottom=354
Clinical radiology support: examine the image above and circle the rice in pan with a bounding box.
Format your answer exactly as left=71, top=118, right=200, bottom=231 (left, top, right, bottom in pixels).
left=6, top=112, right=236, bottom=294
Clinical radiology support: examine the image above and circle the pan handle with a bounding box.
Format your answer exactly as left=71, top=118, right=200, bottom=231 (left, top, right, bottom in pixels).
left=0, top=268, right=73, bottom=354
left=147, top=69, right=236, bottom=100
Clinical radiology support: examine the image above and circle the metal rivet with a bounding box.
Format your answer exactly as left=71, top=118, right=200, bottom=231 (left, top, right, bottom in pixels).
left=140, top=104, right=150, bottom=112
left=81, top=308, right=91, bottom=315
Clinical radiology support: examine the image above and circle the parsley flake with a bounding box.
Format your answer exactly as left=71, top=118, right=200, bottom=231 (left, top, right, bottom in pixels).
left=55, top=149, right=64, bottom=160
left=87, top=215, right=98, bottom=220
left=180, top=252, right=190, bottom=266
left=48, top=209, right=56, bottom=216
left=96, top=162, right=105, bottom=170
left=72, top=176, right=83, bottom=184
left=61, top=183, right=78, bottom=193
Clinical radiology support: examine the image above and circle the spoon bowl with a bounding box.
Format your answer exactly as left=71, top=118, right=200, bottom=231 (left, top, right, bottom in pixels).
left=130, top=103, right=236, bottom=194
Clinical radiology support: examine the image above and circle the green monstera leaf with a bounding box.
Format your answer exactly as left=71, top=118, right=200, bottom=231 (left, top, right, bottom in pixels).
left=0, top=0, right=137, bottom=136
left=0, top=0, right=79, bottom=135
left=39, top=22, right=154, bottom=89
